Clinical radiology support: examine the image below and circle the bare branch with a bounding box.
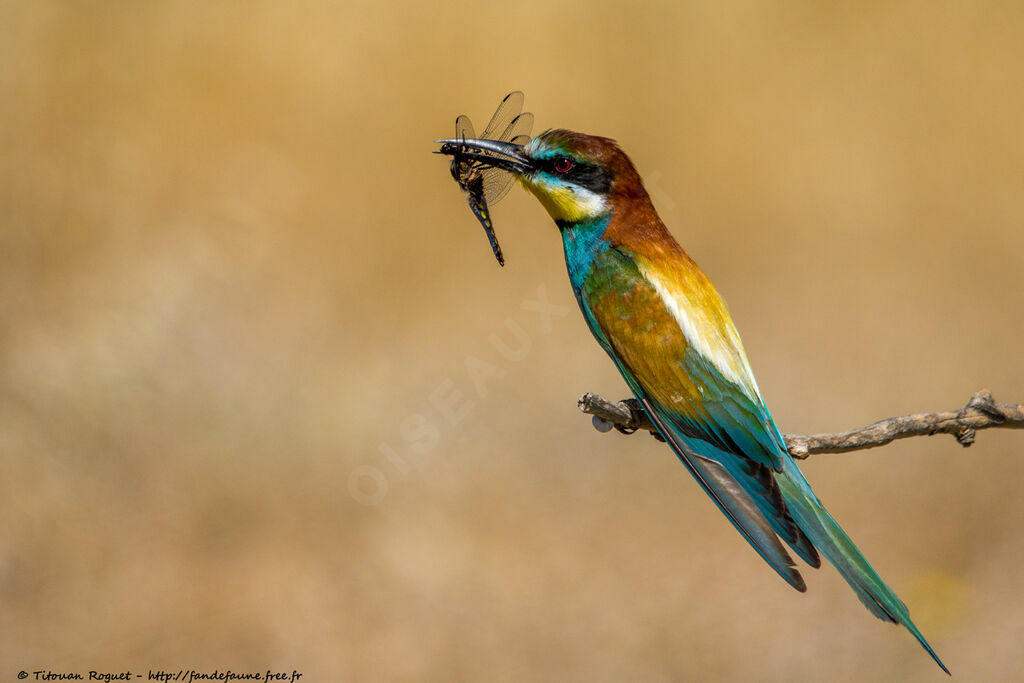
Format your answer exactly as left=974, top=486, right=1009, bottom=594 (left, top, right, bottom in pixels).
left=578, top=389, right=1024, bottom=459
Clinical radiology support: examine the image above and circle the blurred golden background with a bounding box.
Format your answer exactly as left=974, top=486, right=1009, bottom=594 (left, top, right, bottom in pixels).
left=2, top=1, right=1023, bottom=680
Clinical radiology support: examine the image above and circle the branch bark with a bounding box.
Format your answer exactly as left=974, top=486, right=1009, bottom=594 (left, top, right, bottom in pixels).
left=578, top=389, right=1024, bottom=459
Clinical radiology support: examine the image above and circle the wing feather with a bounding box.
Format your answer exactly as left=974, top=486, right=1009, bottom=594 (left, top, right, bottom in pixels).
left=580, top=246, right=819, bottom=569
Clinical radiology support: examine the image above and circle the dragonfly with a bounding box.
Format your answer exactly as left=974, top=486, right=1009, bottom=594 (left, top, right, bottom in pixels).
left=439, top=91, right=533, bottom=266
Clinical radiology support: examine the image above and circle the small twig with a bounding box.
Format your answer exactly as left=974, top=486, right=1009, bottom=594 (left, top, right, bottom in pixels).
left=578, top=389, right=1024, bottom=459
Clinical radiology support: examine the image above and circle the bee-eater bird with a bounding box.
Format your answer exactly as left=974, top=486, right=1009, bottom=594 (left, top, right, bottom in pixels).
left=437, top=129, right=948, bottom=673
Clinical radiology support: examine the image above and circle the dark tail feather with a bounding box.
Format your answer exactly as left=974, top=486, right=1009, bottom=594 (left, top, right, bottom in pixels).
left=775, top=458, right=950, bottom=675
left=643, top=401, right=806, bottom=591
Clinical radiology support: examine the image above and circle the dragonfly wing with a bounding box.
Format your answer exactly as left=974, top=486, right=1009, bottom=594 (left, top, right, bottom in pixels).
left=497, top=112, right=534, bottom=143
left=479, top=167, right=516, bottom=204
left=450, top=115, right=478, bottom=186
left=480, top=91, right=524, bottom=140
left=481, top=111, right=534, bottom=202
left=455, top=114, right=475, bottom=141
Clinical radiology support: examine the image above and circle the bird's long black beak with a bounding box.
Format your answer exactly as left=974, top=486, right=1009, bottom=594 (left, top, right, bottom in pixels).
left=434, top=138, right=532, bottom=175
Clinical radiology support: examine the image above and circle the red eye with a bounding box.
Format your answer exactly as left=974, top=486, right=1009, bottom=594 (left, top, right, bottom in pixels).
left=554, top=157, right=574, bottom=173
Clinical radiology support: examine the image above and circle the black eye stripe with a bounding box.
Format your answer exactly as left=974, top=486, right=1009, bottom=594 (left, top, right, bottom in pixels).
left=538, top=157, right=613, bottom=194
